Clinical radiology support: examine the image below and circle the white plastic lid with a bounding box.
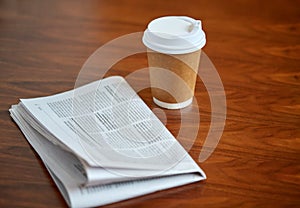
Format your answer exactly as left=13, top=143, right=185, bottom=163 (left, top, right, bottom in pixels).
left=143, top=16, right=206, bottom=54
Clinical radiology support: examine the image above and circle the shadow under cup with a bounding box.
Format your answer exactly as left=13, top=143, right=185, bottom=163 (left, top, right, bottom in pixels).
left=147, top=49, right=201, bottom=109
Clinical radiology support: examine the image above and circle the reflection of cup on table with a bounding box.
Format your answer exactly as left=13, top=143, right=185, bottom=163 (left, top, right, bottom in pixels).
left=143, top=16, right=206, bottom=109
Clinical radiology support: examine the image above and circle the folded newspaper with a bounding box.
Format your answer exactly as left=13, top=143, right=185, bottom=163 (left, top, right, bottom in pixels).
left=9, top=76, right=206, bottom=208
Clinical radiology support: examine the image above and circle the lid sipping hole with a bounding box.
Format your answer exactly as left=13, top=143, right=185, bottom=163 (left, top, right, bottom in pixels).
left=188, top=20, right=201, bottom=32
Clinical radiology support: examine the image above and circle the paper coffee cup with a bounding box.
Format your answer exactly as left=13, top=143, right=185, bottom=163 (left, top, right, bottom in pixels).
left=143, top=16, right=206, bottom=109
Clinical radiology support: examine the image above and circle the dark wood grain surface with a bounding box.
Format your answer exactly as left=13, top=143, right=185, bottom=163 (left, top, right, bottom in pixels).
left=1, top=0, right=299, bottom=207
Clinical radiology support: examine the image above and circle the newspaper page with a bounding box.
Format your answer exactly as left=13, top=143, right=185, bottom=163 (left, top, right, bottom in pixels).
left=10, top=101, right=205, bottom=208
left=19, top=76, right=195, bottom=171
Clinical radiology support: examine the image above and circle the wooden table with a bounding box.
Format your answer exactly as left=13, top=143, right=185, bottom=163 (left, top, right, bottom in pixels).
left=1, top=0, right=299, bottom=207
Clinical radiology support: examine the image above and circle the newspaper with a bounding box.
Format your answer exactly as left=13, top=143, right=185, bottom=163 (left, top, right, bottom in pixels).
left=9, top=76, right=206, bottom=207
